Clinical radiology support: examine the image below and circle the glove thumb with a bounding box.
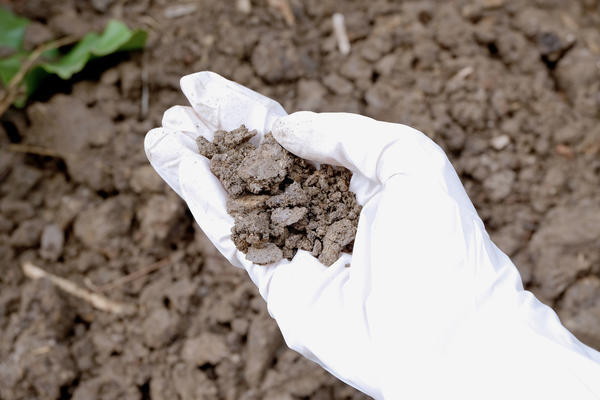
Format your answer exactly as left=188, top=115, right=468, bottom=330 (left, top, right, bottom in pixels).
left=272, top=111, right=448, bottom=184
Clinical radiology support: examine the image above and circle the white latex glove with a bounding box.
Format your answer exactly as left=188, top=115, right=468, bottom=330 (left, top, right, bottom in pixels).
left=145, top=71, right=600, bottom=399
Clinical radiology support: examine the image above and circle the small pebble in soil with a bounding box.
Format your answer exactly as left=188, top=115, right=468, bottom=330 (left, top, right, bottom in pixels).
left=197, top=125, right=362, bottom=266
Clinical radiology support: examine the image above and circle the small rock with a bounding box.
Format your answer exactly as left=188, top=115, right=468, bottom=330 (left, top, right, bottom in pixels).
left=319, top=219, right=356, bottom=266
left=172, top=363, right=219, bottom=400
left=56, top=195, right=86, bottom=229
left=9, top=219, right=44, bottom=248
left=0, top=200, right=35, bottom=222
left=74, top=196, right=134, bottom=251
left=181, top=333, right=229, bottom=365
left=245, top=314, right=283, bottom=387
left=265, top=182, right=309, bottom=208
left=40, top=224, right=64, bottom=261
left=555, top=48, right=599, bottom=101
left=562, top=304, right=600, bottom=350
left=271, top=207, right=307, bottom=226
left=135, top=195, right=184, bottom=248
left=322, top=73, right=354, bottom=95
left=246, top=243, right=283, bottom=265
left=90, top=0, right=114, bottom=12
left=100, top=69, right=119, bottom=86
left=238, top=134, right=292, bottom=194
left=490, top=134, right=510, bottom=150
left=227, top=195, right=269, bottom=215
left=482, top=169, right=516, bottom=202
left=561, top=276, right=600, bottom=313
left=130, top=165, right=164, bottom=193
left=231, top=318, right=249, bottom=335
left=529, top=204, right=600, bottom=300
left=340, top=55, right=372, bottom=81
left=236, top=0, right=252, bottom=13
left=251, top=34, right=308, bottom=83
left=3, top=165, right=42, bottom=199
left=296, top=80, right=327, bottom=110
left=142, top=308, right=181, bottom=348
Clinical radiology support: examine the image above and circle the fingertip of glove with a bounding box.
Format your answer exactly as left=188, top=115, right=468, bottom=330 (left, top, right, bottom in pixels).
left=180, top=71, right=213, bottom=94
left=144, top=127, right=166, bottom=163
left=271, top=111, right=317, bottom=154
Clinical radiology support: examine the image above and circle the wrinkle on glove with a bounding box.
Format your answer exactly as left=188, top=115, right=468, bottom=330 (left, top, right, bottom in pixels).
left=145, top=71, right=600, bottom=400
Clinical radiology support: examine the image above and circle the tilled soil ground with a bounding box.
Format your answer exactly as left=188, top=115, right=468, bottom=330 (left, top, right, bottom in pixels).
left=1, top=0, right=599, bottom=399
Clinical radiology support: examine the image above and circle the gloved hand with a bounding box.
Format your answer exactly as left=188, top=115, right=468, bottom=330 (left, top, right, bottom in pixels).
left=145, top=71, right=600, bottom=399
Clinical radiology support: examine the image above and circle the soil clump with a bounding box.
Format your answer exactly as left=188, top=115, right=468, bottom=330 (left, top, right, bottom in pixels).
left=197, top=125, right=361, bottom=266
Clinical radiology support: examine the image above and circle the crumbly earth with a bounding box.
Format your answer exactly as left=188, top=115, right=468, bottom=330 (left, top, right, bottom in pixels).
left=197, top=126, right=361, bottom=266
left=1, top=1, right=600, bottom=399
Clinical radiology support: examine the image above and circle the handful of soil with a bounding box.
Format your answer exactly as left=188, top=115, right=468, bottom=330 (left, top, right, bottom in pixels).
left=196, top=125, right=362, bottom=266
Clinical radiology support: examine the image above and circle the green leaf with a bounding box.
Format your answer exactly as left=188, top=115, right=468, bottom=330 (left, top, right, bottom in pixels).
left=40, top=20, right=147, bottom=80
left=41, top=33, right=99, bottom=79
left=0, top=7, right=30, bottom=50
left=0, top=18, right=147, bottom=110
left=0, top=53, right=24, bottom=85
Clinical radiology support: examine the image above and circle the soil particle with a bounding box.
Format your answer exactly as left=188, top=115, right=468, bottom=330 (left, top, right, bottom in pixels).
left=73, top=195, right=134, bottom=253
left=40, top=223, right=64, bottom=261
left=198, top=126, right=361, bottom=265
left=529, top=204, right=600, bottom=300
left=130, top=165, right=166, bottom=193
left=244, top=314, right=284, bottom=387
left=251, top=33, right=309, bottom=84
left=9, top=219, right=44, bottom=248
left=135, top=194, right=185, bottom=249
left=246, top=243, right=284, bottom=265
left=172, top=362, right=220, bottom=400
left=142, top=307, right=181, bottom=348
left=319, top=219, right=358, bottom=266
left=271, top=207, right=308, bottom=226
left=181, top=332, right=229, bottom=365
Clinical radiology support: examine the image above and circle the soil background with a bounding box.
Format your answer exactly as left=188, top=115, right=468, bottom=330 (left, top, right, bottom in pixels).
left=1, top=0, right=600, bottom=399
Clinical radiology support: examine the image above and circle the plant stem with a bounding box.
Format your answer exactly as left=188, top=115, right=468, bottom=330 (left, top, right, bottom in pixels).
left=0, top=35, right=78, bottom=117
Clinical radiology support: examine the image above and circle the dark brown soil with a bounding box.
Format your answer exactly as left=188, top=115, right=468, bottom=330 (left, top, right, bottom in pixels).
left=197, top=126, right=361, bottom=266
left=1, top=0, right=600, bottom=399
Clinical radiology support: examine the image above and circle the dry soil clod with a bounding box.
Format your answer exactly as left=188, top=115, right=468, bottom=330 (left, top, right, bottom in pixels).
left=197, top=125, right=361, bottom=266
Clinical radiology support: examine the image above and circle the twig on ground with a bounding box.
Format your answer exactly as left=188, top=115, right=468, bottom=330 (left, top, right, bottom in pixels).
left=268, top=0, right=295, bottom=26
left=164, top=4, right=197, bottom=19
left=5, top=143, right=62, bottom=158
left=332, top=13, right=351, bottom=55
left=22, top=261, right=136, bottom=315
left=0, top=35, right=78, bottom=117
left=555, top=144, right=575, bottom=159
left=236, top=0, right=252, bottom=14
left=95, top=256, right=173, bottom=292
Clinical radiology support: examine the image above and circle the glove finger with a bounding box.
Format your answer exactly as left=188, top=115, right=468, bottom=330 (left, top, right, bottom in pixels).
left=144, top=126, right=199, bottom=197
left=272, top=111, right=449, bottom=184
left=180, top=71, right=287, bottom=136
left=145, top=104, right=216, bottom=197
left=162, top=104, right=216, bottom=140
left=177, top=154, right=245, bottom=268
